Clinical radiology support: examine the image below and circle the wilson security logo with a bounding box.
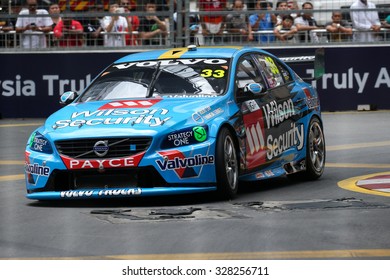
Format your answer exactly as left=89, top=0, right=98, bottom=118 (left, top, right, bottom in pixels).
left=243, top=106, right=267, bottom=169
left=246, top=122, right=265, bottom=155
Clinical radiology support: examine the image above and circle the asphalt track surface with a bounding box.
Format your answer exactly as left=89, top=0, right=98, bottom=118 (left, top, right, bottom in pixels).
left=1, top=111, right=390, bottom=260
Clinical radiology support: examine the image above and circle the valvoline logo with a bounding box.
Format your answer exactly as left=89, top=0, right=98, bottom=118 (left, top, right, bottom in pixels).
left=157, top=150, right=214, bottom=179
left=98, top=99, right=162, bottom=110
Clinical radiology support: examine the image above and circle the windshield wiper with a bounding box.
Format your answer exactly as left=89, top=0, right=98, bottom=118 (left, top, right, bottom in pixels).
left=146, top=61, right=162, bottom=98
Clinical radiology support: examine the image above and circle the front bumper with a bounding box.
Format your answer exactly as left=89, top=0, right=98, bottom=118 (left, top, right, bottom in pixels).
left=26, top=186, right=217, bottom=200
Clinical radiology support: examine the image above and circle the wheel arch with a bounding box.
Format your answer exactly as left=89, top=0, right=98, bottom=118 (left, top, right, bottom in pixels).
left=304, top=112, right=326, bottom=158
left=215, top=122, right=241, bottom=157
left=214, top=123, right=241, bottom=199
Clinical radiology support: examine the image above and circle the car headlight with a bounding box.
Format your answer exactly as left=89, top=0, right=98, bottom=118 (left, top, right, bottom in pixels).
left=27, top=131, right=53, bottom=154
left=161, top=125, right=209, bottom=149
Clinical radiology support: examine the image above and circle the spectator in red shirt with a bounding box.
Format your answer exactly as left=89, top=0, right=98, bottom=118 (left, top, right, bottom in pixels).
left=53, top=17, right=84, bottom=47
left=198, top=0, right=227, bottom=45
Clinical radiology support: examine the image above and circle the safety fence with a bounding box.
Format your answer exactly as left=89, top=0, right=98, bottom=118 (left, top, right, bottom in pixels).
left=1, top=6, right=390, bottom=50
left=2, top=28, right=390, bottom=49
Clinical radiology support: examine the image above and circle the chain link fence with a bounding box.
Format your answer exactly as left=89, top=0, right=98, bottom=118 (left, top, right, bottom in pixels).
left=1, top=0, right=390, bottom=51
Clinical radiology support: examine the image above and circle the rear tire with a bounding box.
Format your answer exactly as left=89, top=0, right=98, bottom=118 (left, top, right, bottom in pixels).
left=215, top=127, right=239, bottom=199
left=305, top=117, right=326, bottom=179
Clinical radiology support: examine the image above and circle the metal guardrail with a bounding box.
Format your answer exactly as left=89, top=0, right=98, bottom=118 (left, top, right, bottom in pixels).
left=2, top=28, right=390, bottom=50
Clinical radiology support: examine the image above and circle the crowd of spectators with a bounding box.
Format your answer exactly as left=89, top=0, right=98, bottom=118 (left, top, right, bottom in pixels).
left=1, top=0, right=390, bottom=49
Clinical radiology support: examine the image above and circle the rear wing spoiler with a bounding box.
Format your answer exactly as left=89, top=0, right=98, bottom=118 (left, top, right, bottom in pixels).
left=279, top=48, right=325, bottom=81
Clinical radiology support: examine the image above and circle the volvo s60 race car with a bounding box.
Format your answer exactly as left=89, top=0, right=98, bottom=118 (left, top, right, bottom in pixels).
left=25, top=46, right=325, bottom=200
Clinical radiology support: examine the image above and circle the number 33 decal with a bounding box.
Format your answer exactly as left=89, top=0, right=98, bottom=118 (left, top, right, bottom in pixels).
left=201, top=69, right=225, bottom=78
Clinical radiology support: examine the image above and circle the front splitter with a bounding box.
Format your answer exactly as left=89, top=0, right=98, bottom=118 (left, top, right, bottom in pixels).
left=26, top=186, right=217, bottom=200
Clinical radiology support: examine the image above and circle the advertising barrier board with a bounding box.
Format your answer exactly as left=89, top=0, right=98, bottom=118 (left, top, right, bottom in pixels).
left=0, top=46, right=389, bottom=118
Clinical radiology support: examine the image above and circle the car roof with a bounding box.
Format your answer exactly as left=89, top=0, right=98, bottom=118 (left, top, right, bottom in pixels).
left=114, top=46, right=272, bottom=64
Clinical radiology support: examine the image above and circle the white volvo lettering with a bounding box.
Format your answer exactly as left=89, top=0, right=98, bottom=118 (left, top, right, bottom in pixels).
left=60, top=190, right=94, bottom=198
left=113, top=59, right=228, bottom=70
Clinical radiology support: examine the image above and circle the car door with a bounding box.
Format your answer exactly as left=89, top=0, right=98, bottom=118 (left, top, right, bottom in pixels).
left=251, top=53, right=303, bottom=165
left=234, top=54, right=275, bottom=171
left=235, top=52, right=300, bottom=172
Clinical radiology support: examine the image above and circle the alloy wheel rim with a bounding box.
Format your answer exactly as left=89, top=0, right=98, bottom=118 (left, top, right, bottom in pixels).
left=309, top=122, right=325, bottom=173
left=224, top=135, right=238, bottom=190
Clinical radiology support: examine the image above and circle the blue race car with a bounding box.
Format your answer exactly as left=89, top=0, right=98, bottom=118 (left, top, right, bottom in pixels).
left=25, top=46, right=325, bottom=200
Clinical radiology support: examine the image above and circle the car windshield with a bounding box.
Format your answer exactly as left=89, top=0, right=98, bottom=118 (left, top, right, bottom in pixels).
left=79, top=58, right=230, bottom=102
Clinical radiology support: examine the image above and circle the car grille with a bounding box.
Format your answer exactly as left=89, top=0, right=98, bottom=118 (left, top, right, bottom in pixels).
left=55, top=137, right=152, bottom=159
left=33, top=167, right=168, bottom=192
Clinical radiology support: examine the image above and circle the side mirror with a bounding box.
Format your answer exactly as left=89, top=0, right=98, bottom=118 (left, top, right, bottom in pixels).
left=236, top=83, right=265, bottom=102
left=60, top=91, right=78, bottom=106
left=243, top=83, right=263, bottom=95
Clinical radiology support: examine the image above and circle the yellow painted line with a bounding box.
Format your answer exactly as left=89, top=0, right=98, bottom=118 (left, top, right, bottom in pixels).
left=3, top=249, right=390, bottom=260
left=0, top=122, right=42, bottom=128
left=0, top=174, right=25, bottom=181
left=326, top=163, right=390, bottom=169
left=104, top=249, right=390, bottom=259
left=327, top=141, right=390, bottom=151
left=0, top=160, right=24, bottom=165
left=338, top=171, right=390, bottom=197
left=323, top=110, right=390, bottom=115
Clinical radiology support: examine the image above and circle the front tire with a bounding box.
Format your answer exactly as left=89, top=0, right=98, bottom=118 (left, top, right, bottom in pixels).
left=215, top=127, right=239, bottom=199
